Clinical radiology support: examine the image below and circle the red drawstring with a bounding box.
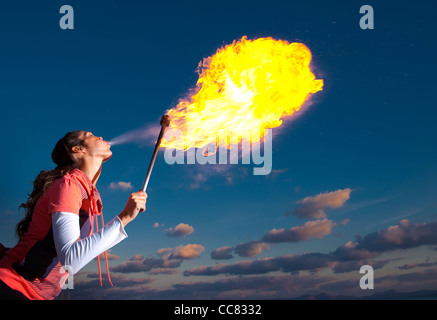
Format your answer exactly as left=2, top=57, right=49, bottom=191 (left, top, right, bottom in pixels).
left=94, top=214, right=102, bottom=286
left=94, top=213, right=113, bottom=287
left=99, top=213, right=113, bottom=286
left=77, top=172, right=114, bottom=288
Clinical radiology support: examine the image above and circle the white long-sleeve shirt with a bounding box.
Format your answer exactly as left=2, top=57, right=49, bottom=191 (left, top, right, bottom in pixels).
left=51, top=212, right=127, bottom=274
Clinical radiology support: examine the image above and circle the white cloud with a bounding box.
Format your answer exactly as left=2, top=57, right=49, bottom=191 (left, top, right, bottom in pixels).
left=289, top=188, right=352, bottom=219
left=158, top=244, right=205, bottom=260
left=166, top=223, right=194, bottom=237
left=234, top=241, right=270, bottom=258
left=109, top=181, right=134, bottom=191
left=170, top=244, right=205, bottom=259
left=263, top=219, right=337, bottom=243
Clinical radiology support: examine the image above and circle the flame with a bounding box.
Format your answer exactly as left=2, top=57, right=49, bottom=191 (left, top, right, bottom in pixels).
left=162, top=36, right=323, bottom=150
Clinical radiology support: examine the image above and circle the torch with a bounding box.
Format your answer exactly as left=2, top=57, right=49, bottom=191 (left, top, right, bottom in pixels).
left=140, top=115, right=170, bottom=192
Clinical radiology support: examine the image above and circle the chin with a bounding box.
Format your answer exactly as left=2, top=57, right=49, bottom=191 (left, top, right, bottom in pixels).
left=103, top=151, right=113, bottom=163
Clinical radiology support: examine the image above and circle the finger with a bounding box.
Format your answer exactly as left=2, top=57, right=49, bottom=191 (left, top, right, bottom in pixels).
left=132, top=192, right=147, bottom=199
left=135, top=198, right=146, bottom=207
left=135, top=193, right=147, bottom=201
left=132, top=198, right=147, bottom=206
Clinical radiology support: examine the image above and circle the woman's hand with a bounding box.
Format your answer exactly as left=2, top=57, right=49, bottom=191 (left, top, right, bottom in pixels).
left=118, top=191, right=148, bottom=227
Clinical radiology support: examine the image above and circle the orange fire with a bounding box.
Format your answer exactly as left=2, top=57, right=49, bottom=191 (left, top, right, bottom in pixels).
left=162, top=36, right=323, bottom=150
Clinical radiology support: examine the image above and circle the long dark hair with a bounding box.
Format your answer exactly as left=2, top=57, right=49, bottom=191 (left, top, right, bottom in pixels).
left=16, top=131, right=85, bottom=239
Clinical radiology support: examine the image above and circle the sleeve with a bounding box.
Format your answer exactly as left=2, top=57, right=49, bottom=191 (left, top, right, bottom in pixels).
left=47, top=177, right=83, bottom=215
left=51, top=212, right=128, bottom=274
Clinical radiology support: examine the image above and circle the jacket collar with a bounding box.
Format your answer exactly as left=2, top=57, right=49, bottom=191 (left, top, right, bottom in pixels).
left=68, top=168, right=95, bottom=196
left=68, top=168, right=102, bottom=215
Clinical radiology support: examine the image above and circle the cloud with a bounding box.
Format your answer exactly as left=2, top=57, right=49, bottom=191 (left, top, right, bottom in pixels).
left=331, top=241, right=377, bottom=261
left=289, top=188, right=352, bottom=219
left=328, top=219, right=437, bottom=264
left=185, top=252, right=335, bottom=277
left=111, top=243, right=205, bottom=274
left=234, top=241, right=270, bottom=258
left=210, top=246, right=234, bottom=260
left=189, top=173, right=208, bottom=190
left=168, top=274, right=334, bottom=300
left=186, top=251, right=388, bottom=278
left=110, top=254, right=182, bottom=274
left=332, top=258, right=392, bottom=274
left=332, top=219, right=437, bottom=270
left=74, top=273, right=155, bottom=292
left=147, top=268, right=179, bottom=275
left=73, top=219, right=437, bottom=299
left=165, top=223, right=194, bottom=238
left=340, top=219, right=350, bottom=225
left=72, top=272, right=335, bottom=300
left=98, top=250, right=120, bottom=260
left=210, top=219, right=337, bottom=259
left=186, top=219, right=437, bottom=277
left=397, top=262, right=437, bottom=270
left=380, top=268, right=437, bottom=286
left=354, top=219, right=437, bottom=252
left=85, top=272, right=155, bottom=287
left=71, top=267, right=437, bottom=300
left=73, top=218, right=437, bottom=300
left=170, top=244, right=205, bottom=259
left=109, top=181, right=133, bottom=191
left=262, top=219, right=337, bottom=243
left=183, top=165, right=248, bottom=190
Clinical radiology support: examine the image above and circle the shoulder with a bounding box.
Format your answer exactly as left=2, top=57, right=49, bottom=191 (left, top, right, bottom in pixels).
left=49, top=173, right=82, bottom=194
left=50, top=169, right=89, bottom=192
left=45, top=172, right=87, bottom=214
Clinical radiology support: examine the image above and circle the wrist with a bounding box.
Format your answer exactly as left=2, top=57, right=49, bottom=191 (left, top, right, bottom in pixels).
left=118, top=212, right=130, bottom=227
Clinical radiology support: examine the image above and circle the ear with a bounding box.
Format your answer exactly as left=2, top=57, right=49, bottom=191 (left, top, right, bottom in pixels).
left=71, top=145, right=84, bottom=154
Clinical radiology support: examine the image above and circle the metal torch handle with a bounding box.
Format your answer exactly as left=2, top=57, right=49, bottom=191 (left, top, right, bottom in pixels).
left=140, top=116, right=169, bottom=192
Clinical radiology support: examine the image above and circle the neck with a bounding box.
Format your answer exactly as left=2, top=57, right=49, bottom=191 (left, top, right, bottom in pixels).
left=78, top=159, right=103, bottom=186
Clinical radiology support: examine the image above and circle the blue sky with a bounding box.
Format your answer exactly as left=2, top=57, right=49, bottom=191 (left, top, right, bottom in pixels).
left=1, top=0, right=437, bottom=299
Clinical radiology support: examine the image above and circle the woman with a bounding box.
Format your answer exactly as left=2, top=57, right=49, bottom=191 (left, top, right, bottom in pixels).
left=0, top=130, right=147, bottom=300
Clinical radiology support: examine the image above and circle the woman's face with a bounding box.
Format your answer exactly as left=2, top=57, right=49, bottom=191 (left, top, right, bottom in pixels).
left=80, top=131, right=112, bottom=162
